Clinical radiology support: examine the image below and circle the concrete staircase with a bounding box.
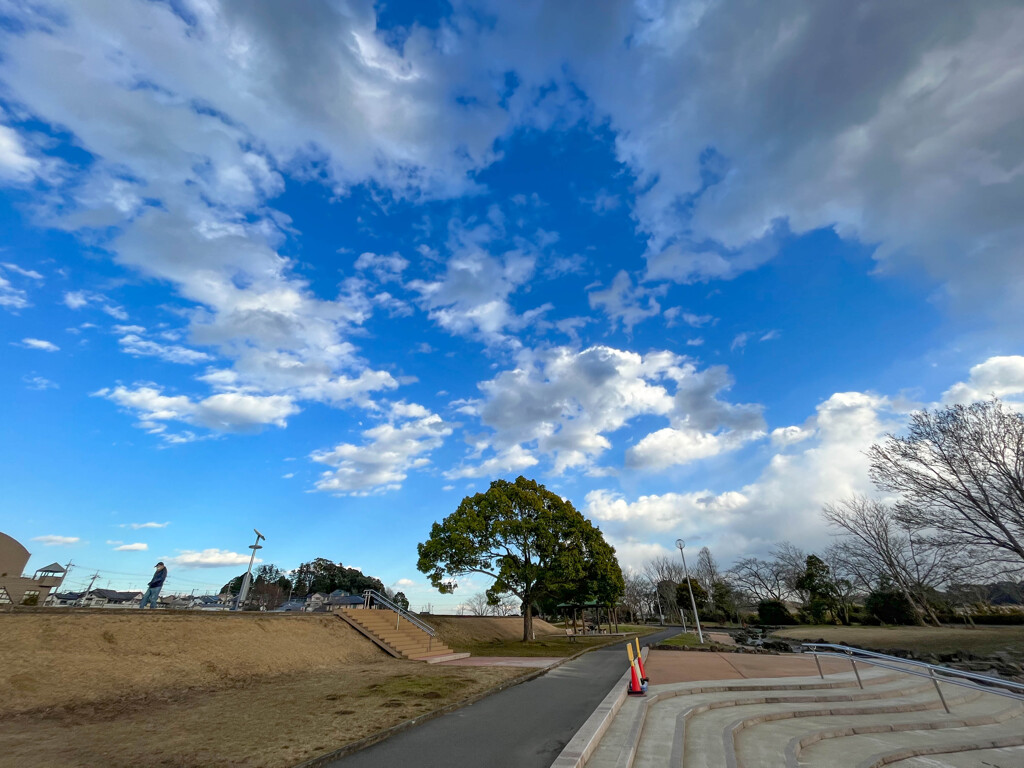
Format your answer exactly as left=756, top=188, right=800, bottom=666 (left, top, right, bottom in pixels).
left=337, top=607, right=466, bottom=663
left=571, top=665, right=1024, bottom=768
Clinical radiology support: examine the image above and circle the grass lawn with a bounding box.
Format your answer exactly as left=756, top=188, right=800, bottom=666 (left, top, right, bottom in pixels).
left=772, top=625, right=1024, bottom=658
left=656, top=632, right=733, bottom=651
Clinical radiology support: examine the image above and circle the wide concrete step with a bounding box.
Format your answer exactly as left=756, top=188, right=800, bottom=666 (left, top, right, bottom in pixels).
left=587, top=669, right=895, bottom=768
left=798, top=713, right=1024, bottom=767
left=582, top=663, right=1024, bottom=768
left=737, top=695, right=1022, bottom=766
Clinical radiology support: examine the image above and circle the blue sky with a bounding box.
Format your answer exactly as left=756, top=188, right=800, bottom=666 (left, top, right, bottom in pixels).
left=1, top=0, right=1022, bottom=607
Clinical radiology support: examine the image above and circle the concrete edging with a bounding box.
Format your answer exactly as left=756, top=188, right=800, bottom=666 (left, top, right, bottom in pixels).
left=294, top=634, right=650, bottom=768
left=550, top=647, right=650, bottom=768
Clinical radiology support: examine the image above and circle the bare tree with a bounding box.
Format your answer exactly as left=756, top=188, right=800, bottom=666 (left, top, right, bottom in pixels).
left=493, top=595, right=520, bottom=617
left=643, top=556, right=685, bottom=622
left=868, top=398, right=1024, bottom=567
left=823, top=495, right=964, bottom=624
left=622, top=571, right=654, bottom=623
left=465, top=592, right=493, bottom=616
left=728, top=556, right=790, bottom=602
left=771, top=542, right=807, bottom=604
left=694, top=546, right=720, bottom=611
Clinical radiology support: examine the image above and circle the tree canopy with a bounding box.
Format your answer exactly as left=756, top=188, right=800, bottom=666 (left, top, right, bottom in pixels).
left=417, top=476, right=624, bottom=641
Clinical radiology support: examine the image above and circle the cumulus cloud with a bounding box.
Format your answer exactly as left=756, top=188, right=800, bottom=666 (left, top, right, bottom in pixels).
left=409, top=222, right=548, bottom=345
left=19, top=338, right=59, bottom=352
left=942, top=355, right=1024, bottom=405
left=450, top=345, right=763, bottom=476
left=588, top=271, right=664, bottom=332
left=165, top=548, right=260, bottom=568
left=311, top=402, right=453, bottom=495
left=588, top=389, right=902, bottom=568
left=32, top=535, right=79, bottom=546
left=393, top=578, right=416, bottom=588
left=95, top=384, right=300, bottom=440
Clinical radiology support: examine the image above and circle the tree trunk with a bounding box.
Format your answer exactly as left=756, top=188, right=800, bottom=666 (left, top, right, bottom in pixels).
left=523, top=603, right=533, bottom=642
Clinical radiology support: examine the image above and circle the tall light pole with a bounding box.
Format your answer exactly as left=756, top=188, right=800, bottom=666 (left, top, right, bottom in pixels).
left=675, top=539, right=704, bottom=644
left=234, top=529, right=265, bottom=611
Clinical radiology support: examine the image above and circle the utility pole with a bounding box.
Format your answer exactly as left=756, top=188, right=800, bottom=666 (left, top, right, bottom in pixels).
left=234, top=529, right=265, bottom=611
left=79, top=572, right=99, bottom=607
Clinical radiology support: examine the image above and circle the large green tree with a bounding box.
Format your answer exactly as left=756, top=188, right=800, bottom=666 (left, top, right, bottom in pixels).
left=417, top=476, right=623, bottom=641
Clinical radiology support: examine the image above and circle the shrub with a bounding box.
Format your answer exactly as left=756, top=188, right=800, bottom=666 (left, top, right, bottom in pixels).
left=757, top=599, right=796, bottom=625
left=864, top=584, right=917, bottom=625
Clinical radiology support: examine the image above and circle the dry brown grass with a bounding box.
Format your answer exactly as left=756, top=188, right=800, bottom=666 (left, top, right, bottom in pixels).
left=0, top=611, right=526, bottom=768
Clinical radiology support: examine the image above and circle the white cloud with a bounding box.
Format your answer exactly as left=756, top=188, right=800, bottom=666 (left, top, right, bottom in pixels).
left=95, top=384, right=300, bottom=438
left=0, top=273, right=30, bottom=310
left=394, top=578, right=416, bottom=588
left=282, top=472, right=294, bottom=479
left=451, top=345, right=763, bottom=476
left=0, top=122, right=40, bottom=182
left=2, top=263, right=43, bottom=280
left=23, top=375, right=58, bottom=390
left=588, top=389, right=900, bottom=567
left=355, top=251, right=409, bottom=283
left=119, top=334, right=213, bottom=365
left=32, top=535, right=80, bottom=546
left=664, top=308, right=714, bottom=328
left=114, top=542, right=148, bottom=551
left=166, top=549, right=261, bottom=568
left=311, top=402, right=452, bottom=495
left=409, top=223, right=547, bottom=345
left=942, top=355, right=1024, bottom=405
left=588, top=271, right=663, bottom=332
left=122, top=522, right=170, bottom=530
left=770, top=425, right=815, bottom=447
left=62, top=290, right=127, bottom=320
left=20, top=338, right=59, bottom=352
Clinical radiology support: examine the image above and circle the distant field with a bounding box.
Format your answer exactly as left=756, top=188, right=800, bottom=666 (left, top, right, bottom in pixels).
left=772, top=625, right=1024, bottom=657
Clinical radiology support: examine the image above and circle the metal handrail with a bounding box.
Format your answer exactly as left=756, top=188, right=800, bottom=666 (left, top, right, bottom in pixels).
left=801, top=642, right=1024, bottom=713
left=362, top=589, right=436, bottom=637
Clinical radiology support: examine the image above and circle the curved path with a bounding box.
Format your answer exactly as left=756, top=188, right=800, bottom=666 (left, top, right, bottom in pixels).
left=328, top=627, right=681, bottom=768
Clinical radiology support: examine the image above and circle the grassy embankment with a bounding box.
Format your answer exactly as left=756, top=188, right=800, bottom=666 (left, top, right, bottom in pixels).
left=0, top=610, right=524, bottom=768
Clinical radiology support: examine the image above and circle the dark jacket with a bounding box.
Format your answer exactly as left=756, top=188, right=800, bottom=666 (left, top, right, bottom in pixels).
left=148, top=566, right=167, bottom=589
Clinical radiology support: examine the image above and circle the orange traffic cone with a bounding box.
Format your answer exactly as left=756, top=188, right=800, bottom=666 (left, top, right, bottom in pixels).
left=634, top=637, right=648, bottom=684
left=627, top=644, right=645, bottom=695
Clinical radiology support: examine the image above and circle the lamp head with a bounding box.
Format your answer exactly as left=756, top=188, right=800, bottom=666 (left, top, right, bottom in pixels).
left=254, top=528, right=265, bottom=540
left=675, top=538, right=685, bottom=550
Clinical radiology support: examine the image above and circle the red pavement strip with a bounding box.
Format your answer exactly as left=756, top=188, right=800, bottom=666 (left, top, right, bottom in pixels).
left=644, top=649, right=850, bottom=684
left=436, top=656, right=564, bottom=668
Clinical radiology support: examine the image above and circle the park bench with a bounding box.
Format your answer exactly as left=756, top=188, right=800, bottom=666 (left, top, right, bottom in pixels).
left=565, top=628, right=577, bottom=643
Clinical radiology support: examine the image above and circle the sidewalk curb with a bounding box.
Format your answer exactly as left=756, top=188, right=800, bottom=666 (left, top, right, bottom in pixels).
left=550, top=646, right=650, bottom=768
left=294, top=634, right=654, bottom=768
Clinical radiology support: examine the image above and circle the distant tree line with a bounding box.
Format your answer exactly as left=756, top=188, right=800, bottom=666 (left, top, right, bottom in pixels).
left=220, top=558, right=386, bottom=610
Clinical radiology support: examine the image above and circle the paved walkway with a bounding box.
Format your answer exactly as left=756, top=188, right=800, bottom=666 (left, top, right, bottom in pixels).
left=436, top=655, right=564, bottom=668
left=327, top=627, right=682, bottom=768
left=644, top=648, right=849, bottom=683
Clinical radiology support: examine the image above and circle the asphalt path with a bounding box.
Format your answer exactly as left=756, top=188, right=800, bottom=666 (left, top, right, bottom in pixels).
left=328, top=626, right=681, bottom=768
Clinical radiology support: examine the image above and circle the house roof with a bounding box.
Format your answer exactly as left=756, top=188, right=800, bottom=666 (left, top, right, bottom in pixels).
left=328, top=595, right=364, bottom=605
left=37, top=561, right=66, bottom=573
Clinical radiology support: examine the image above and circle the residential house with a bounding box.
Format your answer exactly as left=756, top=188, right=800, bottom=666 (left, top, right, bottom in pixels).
left=0, top=531, right=66, bottom=605
left=274, top=599, right=307, bottom=612
left=304, top=592, right=328, bottom=611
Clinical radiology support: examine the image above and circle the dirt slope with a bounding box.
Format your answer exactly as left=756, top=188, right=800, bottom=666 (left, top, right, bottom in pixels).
left=0, top=610, right=385, bottom=713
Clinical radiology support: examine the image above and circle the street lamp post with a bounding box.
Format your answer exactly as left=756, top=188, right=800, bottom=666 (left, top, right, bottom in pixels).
left=675, top=538, right=704, bottom=644
left=234, top=529, right=265, bottom=611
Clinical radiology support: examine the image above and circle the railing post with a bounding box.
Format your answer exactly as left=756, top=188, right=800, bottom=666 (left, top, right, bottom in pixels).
left=813, top=653, right=824, bottom=680
left=850, top=657, right=863, bottom=689
left=929, top=668, right=951, bottom=714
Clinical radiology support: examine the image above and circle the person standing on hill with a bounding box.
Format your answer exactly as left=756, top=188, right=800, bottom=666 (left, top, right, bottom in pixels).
left=139, top=561, right=167, bottom=609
